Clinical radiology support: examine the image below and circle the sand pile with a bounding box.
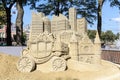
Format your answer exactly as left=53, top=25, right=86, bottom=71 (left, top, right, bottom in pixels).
left=0, top=53, right=18, bottom=80
left=0, top=53, right=120, bottom=80
left=0, top=53, right=83, bottom=80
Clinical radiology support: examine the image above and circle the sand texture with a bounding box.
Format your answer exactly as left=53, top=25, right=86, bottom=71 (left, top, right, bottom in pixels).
left=0, top=53, right=120, bottom=80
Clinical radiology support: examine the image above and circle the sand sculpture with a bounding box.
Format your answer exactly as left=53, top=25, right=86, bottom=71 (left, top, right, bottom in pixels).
left=17, top=8, right=106, bottom=73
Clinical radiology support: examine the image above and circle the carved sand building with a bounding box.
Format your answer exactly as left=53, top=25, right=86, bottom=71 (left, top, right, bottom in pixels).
left=17, top=8, right=101, bottom=73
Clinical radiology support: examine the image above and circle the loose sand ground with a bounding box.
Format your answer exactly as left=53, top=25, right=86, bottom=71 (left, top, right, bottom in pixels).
left=0, top=53, right=120, bottom=80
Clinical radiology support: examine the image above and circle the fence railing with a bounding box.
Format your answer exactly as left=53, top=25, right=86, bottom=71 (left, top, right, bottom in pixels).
left=0, top=47, right=120, bottom=64
left=101, top=50, right=120, bottom=64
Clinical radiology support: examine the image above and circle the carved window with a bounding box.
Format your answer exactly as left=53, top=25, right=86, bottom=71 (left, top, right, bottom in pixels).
left=30, top=43, right=37, bottom=53
left=38, top=42, right=45, bottom=51
left=84, top=46, right=89, bottom=52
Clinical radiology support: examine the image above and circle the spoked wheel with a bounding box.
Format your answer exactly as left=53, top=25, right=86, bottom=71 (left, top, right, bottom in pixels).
left=17, top=57, right=35, bottom=72
left=52, top=57, right=66, bottom=71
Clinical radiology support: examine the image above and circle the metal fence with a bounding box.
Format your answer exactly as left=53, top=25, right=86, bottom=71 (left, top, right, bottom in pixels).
left=102, top=50, right=120, bottom=64
left=0, top=47, right=120, bottom=64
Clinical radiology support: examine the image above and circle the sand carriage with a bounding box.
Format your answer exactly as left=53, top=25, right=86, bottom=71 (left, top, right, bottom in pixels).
left=17, top=32, right=69, bottom=72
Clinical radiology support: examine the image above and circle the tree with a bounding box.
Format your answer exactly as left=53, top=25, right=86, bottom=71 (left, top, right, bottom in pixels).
left=36, top=0, right=97, bottom=24
left=15, top=0, right=24, bottom=46
left=115, top=33, right=119, bottom=40
left=1, top=0, right=16, bottom=46
left=101, top=31, right=106, bottom=43
left=36, top=0, right=72, bottom=16
left=97, top=0, right=120, bottom=38
left=87, top=30, right=96, bottom=41
left=97, top=0, right=105, bottom=38
left=15, top=0, right=40, bottom=46
left=87, top=30, right=117, bottom=43
left=76, top=0, right=97, bottom=24
left=22, top=32, right=27, bottom=45
left=101, top=30, right=116, bottom=43
left=0, top=4, right=6, bottom=25
left=109, top=0, right=120, bottom=9
left=0, top=0, right=41, bottom=46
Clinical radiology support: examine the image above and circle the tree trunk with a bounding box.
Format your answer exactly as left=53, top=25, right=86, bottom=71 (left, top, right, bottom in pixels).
left=16, top=1, right=24, bottom=46
left=97, top=3, right=102, bottom=39
left=55, top=1, right=60, bottom=16
left=6, top=8, right=12, bottom=46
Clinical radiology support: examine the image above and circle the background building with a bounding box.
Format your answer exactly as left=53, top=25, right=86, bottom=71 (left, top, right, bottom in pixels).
left=0, top=23, right=16, bottom=45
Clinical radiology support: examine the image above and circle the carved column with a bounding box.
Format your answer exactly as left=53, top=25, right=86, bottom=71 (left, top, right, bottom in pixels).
left=94, top=31, right=101, bottom=64
left=69, top=8, right=77, bottom=31
left=43, top=17, right=51, bottom=33
left=69, top=33, right=78, bottom=61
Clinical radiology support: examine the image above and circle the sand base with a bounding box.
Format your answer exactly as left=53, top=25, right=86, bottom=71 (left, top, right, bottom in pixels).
left=0, top=53, right=120, bottom=80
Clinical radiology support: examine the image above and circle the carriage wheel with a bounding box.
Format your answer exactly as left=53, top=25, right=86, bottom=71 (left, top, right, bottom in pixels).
left=52, top=57, right=66, bottom=71
left=17, top=57, right=35, bottom=72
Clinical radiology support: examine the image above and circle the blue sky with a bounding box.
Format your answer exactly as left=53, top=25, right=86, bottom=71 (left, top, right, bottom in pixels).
left=11, top=1, right=120, bottom=34
left=102, top=1, right=120, bottom=34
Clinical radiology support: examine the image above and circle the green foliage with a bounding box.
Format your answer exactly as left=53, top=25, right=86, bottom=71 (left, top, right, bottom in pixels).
left=36, top=0, right=73, bottom=16
left=0, top=4, right=6, bottom=25
left=35, top=0, right=97, bottom=24
left=107, top=30, right=116, bottom=41
left=102, top=30, right=117, bottom=43
left=26, top=0, right=41, bottom=9
left=17, top=0, right=40, bottom=7
left=76, top=0, right=97, bottom=24
left=21, top=32, right=27, bottom=45
left=0, top=0, right=40, bottom=46
left=101, top=31, right=106, bottom=43
left=109, top=0, right=120, bottom=9
left=115, top=33, right=119, bottom=40
left=87, top=30, right=118, bottom=43
left=15, top=0, right=41, bottom=46
left=87, top=30, right=96, bottom=41
left=0, top=0, right=16, bottom=46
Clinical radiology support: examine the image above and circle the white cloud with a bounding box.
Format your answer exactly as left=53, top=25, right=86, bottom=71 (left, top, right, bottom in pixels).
left=12, top=5, right=16, bottom=10
left=111, top=17, right=120, bottom=22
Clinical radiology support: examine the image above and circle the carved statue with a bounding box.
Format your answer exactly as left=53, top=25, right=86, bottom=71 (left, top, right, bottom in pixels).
left=17, top=8, right=101, bottom=73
